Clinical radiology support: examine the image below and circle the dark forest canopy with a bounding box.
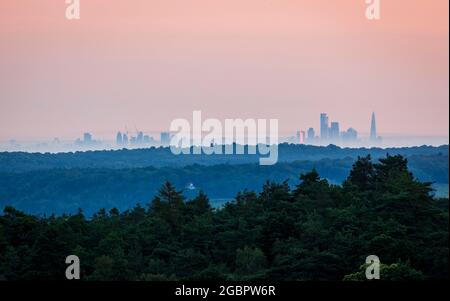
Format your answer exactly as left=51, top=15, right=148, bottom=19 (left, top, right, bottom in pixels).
left=0, top=144, right=448, bottom=172
left=0, top=155, right=448, bottom=281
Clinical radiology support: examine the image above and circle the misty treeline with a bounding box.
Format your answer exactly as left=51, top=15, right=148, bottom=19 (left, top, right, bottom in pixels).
left=0, top=154, right=448, bottom=281
left=0, top=149, right=448, bottom=216
left=0, top=144, right=448, bottom=172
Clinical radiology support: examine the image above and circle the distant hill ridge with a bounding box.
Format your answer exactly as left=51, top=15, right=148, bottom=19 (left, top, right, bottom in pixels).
left=0, top=144, right=448, bottom=173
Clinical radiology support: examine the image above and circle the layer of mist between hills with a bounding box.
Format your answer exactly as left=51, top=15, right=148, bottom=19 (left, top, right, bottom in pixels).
left=0, top=145, right=447, bottom=216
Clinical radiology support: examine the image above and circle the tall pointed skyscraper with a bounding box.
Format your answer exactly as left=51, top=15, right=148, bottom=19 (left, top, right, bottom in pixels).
left=370, top=112, right=377, bottom=141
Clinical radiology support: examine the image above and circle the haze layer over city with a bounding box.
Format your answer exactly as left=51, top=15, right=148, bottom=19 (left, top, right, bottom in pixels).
left=1, top=112, right=448, bottom=153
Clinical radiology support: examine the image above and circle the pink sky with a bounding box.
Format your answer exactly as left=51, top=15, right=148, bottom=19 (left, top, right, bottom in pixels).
left=0, top=0, right=448, bottom=140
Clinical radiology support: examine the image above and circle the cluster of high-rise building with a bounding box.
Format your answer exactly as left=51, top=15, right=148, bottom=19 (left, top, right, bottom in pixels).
left=297, top=112, right=381, bottom=146
left=73, top=130, right=172, bottom=149
left=116, top=131, right=157, bottom=146
left=75, top=132, right=101, bottom=147
left=115, top=130, right=169, bottom=147
left=77, top=112, right=381, bottom=149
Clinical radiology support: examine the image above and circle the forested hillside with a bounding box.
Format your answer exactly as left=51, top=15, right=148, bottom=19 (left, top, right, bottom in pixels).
left=0, top=144, right=447, bottom=172
left=0, top=155, right=448, bottom=281
left=0, top=153, right=448, bottom=215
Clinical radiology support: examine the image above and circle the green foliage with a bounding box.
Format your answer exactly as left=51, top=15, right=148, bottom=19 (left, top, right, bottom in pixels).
left=0, top=155, right=448, bottom=281
left=343, top=262, right=424, bottom=281
left=345, top=155, right=375, bottom=191
left=234, top=246, right=267, bottom=279
left=0, top=147, right=448, bottom=216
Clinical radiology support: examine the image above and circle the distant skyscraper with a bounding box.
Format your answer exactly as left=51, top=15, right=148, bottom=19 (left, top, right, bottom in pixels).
left=329, top=122, right=340, bottom=142
left=122, top=133, right=128, bottom=145
left=370, top=112, right=377, bottom=141
left=320, top=113, right=329, bottom=140
left=83, top=133, right=92, bottom=143
left=296, top=131, right=306, bottom=144
left=347, top=128, right=358, bottom=139
left=307, top=128, right=315, bottom=142
left=342, top=127, right=358, bottom=143
left=137, top=131, right=144, bottom=144
left=116, top=132, right=123, bottom=145
left=161, top=132, right=170, bottom=146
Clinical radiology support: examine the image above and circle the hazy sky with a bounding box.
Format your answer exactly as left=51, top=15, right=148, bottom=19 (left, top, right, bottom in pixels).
left=0, top=0, right=448, bottom=140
